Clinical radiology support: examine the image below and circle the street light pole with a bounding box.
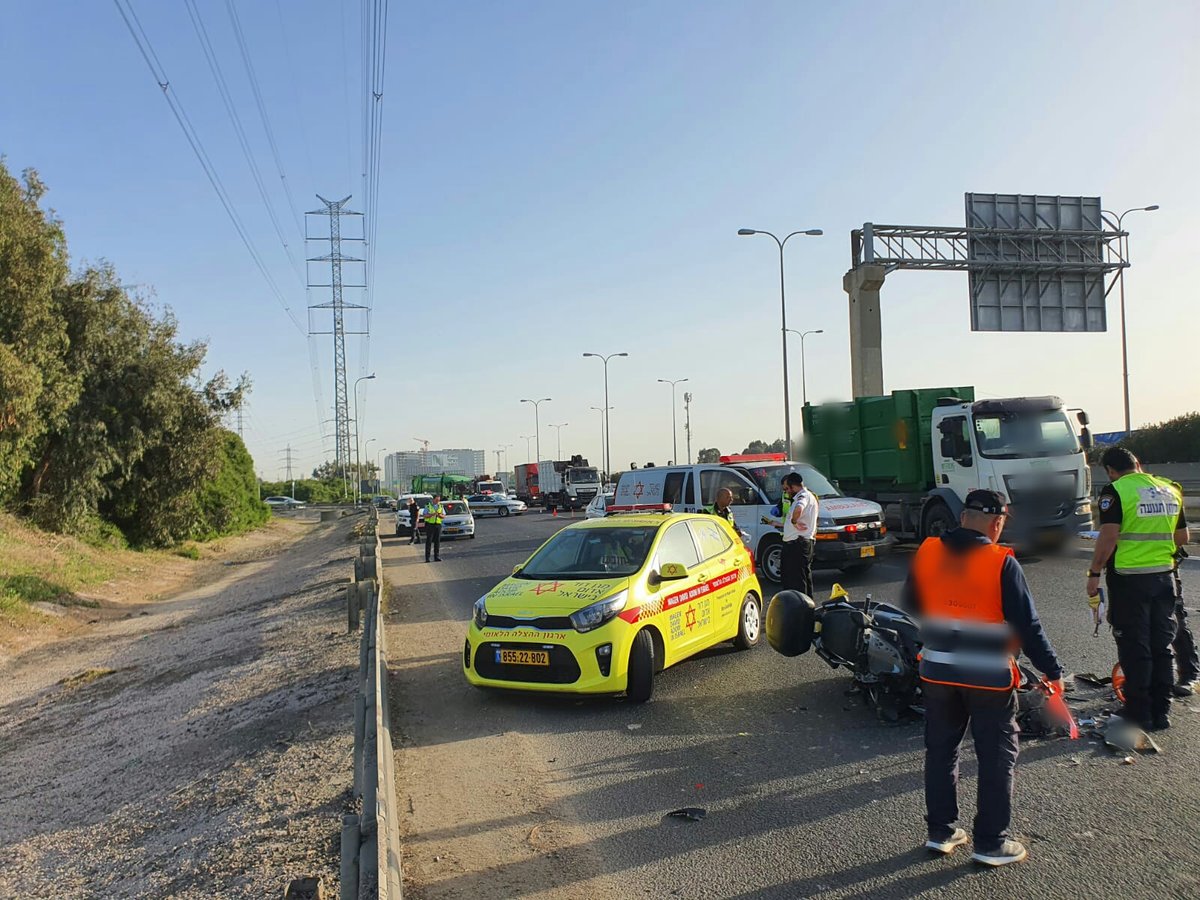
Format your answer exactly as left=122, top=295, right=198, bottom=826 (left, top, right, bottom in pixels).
left=590, top=406, right=610, bottom=477
left=520, top=398, right=552, bottom=464
left=738, top=227, right=822, bottom=459
left=657, top=378, right=689, bottom=464
left=1102, top=205, right=1159, bottom=433
left=786, top=328, right=825, bottom=410
left=365, top=438, right=376, bottom=495
left=548, top=423, right=568, bottom=460
left=375, top=445, right=388, bottom=494
left=583, top=352, right=628, bottom=480
left=520, top=435, right=534, bottom=460
left=352, top=373, right=376, bottom=504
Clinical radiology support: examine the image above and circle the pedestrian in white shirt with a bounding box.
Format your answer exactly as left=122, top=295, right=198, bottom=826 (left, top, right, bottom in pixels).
left=781, top=472, right=818, bottom=596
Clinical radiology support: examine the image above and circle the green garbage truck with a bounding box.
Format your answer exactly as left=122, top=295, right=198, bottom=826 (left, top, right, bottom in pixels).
left=802, top=387, right=1095, bottom=547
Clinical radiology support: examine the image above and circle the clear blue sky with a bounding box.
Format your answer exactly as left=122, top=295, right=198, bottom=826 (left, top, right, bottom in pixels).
left=2, top=2, right=1196, bottom=480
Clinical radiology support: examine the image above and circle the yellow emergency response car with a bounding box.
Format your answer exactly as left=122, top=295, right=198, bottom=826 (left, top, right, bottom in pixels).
left=463, top=505, right=763, bottom=702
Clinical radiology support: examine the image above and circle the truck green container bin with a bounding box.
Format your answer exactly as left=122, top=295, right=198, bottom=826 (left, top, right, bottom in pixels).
left=802, top=387, right=976, bottom=494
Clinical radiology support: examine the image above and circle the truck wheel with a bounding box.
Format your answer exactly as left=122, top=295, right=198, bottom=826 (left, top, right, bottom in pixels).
left=626, top=630, right=655, bottom=703
left=759, top=534, right=783, bottom=583
left=922, top=503, right=956, bottom=539
left=499, top=506, right=510, bottom=518
left=733, top=593, right=762, bottom=650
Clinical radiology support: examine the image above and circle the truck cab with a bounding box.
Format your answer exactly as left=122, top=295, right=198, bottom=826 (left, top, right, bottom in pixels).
left=924, top=396, right=1093, bottom=544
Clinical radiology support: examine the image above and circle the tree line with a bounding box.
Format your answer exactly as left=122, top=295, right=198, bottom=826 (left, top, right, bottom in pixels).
left=0, top=162, right=266, bottom=546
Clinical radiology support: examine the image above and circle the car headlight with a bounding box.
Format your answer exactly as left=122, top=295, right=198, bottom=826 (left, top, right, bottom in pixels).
left=569, top=590, right=628, bottom=633
left=817, top=516, right=834, bottom=528
left=472, top=596, right=488, bottom=629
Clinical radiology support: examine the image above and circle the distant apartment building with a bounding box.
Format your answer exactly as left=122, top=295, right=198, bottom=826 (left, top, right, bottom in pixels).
left=383, top=448, right=486, bottom=492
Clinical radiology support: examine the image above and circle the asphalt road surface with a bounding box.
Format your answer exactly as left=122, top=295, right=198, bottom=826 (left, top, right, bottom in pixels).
left=383, top=511, right=1200, bottom=900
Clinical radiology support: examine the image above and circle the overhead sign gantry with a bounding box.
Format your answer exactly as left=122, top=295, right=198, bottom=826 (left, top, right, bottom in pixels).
left=843, top=193, right=1129, bottom=397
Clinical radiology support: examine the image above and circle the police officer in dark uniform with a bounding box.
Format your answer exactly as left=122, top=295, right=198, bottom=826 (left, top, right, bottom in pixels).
left=1087, top=448, right=1190, bottom=727
left=902, top=489, right=1062, bottom=867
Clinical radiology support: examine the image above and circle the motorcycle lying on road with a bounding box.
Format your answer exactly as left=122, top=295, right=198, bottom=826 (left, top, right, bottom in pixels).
left=766, top=585, right=1076, bottom=737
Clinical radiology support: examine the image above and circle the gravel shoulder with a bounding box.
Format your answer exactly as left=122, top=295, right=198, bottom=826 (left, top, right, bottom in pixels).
left=0, top=517, right=363, bottom=898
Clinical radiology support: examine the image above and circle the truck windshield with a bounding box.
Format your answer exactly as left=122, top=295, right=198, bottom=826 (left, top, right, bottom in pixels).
left=738, top=464, right=841, bottom=500
left=973, top=410, right=1081, bottom=459
left=570, top=469, right=600, bottom=483
left=515, top=526, right=655, bottom=579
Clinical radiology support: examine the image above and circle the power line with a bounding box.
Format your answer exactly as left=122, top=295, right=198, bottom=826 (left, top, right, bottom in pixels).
left=112, top=0, right=304, bottom=335
left=183, top=0, right=303, bottom=284
left=224, top=0, right=306, bottom=240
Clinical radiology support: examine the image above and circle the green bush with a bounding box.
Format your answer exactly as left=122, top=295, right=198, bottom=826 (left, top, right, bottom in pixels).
left=193, top=431, right=270, bottom=541
left=1094, top=412, right=1200, bottom=464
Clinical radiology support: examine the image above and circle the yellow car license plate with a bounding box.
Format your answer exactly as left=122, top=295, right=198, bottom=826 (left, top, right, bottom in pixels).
left=860, top=545, right=876, bottom=558
left=497, top=649, right=550, bottom=666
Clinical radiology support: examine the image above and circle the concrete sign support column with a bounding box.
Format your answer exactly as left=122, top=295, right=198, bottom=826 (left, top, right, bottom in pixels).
left=844, top=264, right=887, bottom=398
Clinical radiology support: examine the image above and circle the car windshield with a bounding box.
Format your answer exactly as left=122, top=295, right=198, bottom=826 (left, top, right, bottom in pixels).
left=443, top=501, right=468, bottom=515
left=739, top=463, right=841, bottom=500
left=516, top=525, right=657, bottom=579
left=973, top=410, right=1081, bottom=459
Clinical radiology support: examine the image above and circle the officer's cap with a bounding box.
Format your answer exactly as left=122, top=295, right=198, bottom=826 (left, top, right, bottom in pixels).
left=963, top=489, right=1009, bottom=516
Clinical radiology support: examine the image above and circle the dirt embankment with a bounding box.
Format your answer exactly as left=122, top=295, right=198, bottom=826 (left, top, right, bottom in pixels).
left=0, top=510, right=314, bottom=660
left=0, top=517, right=362, bottom=898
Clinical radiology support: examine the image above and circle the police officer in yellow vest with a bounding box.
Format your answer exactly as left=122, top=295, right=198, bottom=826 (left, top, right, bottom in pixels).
left=1087, top=448, right=1189, bottom=730
left=423, top=495, right=446, bottom=563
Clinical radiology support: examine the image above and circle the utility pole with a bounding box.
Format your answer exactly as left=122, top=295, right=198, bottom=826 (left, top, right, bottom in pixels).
left=307, top=195, right=366, bottom=500
left=683, top=392, right=693, bottom=464
left=280, top=445, right=296, bottom=499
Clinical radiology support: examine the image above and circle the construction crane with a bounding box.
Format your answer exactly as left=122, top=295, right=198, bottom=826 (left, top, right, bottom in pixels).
left=414, top=438, right=430, bottom=463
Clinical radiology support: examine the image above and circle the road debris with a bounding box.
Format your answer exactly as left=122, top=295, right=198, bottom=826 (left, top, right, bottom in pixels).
left=666, top=807, right=707, bottom=822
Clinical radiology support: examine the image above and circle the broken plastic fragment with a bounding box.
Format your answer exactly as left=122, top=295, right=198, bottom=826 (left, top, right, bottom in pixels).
left=666, top=807, right=707, bottom=822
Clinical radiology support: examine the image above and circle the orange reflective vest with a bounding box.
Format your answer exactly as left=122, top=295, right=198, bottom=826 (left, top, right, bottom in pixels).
left=911, top=537, right=1019, bottom=691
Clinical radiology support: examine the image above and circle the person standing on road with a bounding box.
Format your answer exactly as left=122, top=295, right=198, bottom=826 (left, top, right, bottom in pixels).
left=407, top=498, right=422, bottom=545
left=779, top=472, right=817, bottom=596
left=424, top=495, right=446, bottom=562
left=1170, top=547, right=1198, bottom=696
left=1087, top=448, right=1190, bottom=727
left=902, top=489, right=1063, bottom=867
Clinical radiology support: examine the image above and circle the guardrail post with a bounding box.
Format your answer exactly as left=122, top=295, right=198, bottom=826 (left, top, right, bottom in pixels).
left=340, top=814, right=361, bottom=900
left=347, top=582, right=361, bottom=632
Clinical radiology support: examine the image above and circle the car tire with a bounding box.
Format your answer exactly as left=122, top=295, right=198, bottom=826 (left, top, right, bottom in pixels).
left=626, top=630, right=655, bottom=703
left=922, top=502, right=956, bottom=539
left=499, top=506, right=510, bottom=518
left=759, top=534, right=783, bottom=583
left=733, top=593, right=762, bottom=650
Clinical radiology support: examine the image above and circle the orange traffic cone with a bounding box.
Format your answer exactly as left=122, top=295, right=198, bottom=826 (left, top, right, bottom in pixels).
left=551, top=506, right=557, bottom=517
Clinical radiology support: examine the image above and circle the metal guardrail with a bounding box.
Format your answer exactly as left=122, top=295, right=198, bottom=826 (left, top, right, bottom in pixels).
left=341, top=509, right=403, bottom=900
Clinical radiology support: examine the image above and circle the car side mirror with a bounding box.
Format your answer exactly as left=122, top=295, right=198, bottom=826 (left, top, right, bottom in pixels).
left=1080, top=426, right=1094, bottom=450
left=659, top=562, right=689, bottom=581
left=939, top=433, right=956, bottom=458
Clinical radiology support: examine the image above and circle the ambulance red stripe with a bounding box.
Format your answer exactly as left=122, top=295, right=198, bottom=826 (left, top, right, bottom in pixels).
left=617, top=568, right=741, bottom=623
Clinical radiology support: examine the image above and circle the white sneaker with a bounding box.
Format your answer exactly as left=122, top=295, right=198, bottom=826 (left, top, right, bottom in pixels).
left=971, top=839, right=1028, bottom=866
left=925, top=827, right=969, bottom=854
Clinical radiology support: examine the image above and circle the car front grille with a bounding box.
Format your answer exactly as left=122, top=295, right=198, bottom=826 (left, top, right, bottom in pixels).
left=484, top=614, right=573, bottom=630
left=473, top=643, right=581, bottom=684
